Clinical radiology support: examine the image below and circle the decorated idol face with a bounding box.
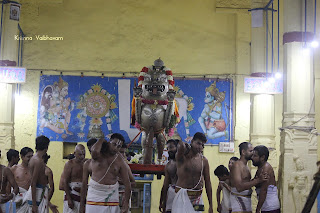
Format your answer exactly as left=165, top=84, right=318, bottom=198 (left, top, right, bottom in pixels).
left=141, top=70, right=169, bottom=100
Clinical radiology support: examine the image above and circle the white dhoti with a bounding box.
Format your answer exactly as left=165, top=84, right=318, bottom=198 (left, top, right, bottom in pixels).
left=0, top=187, right=29, bottom=213
left=172, top=187, right=203, bottom=213
left=230, top=187, right=252, bottom=213
left=166, top=185, right=176, bottom=212
left=15, top=187, right=29, bottom=213
left=221, top=184, right=231, bottom=213
left=256, top=185, right=280, bottom=212
left=85, top=179, right=120, bottom=213
left=24, top=184, right=49, bottom=213
left=63, top=182, right=82, bottom=213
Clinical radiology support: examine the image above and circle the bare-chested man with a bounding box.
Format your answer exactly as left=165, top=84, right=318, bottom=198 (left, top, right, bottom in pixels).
left=25, top=135, right=50, bottom=213
left=0, top=150, right=19, bottom=213
left=59, top=139, right=96, bottom=192
left=42, top=154, right=59, bottom=213
left=118, top=143, right=135, bottom=213
left=251, top=145, right=280, bottom=213
left=80, top=133, right=131, bottom=213
left=173, top=132, right=213, bottom=213
left=60, top=138, right=97, bottom=191
left=118, top=143, right=135, bottom=187
left=62, top=144, right=86, bottom=213
left=10, top=147, right=34, bottom=212
left=77, top=138, right=97, bottom=212
left=159, top=139, right=178, bottom=213
left=6, top=149, right=20, bottom=168
left=230, top=142, right=268, bottom=213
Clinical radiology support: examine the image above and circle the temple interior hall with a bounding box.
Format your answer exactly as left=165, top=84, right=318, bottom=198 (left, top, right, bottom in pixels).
left=1, top=0, right=320, bottom=212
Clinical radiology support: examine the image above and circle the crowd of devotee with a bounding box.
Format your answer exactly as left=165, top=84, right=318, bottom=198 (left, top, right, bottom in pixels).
left=158, top=135, right=281, bottom=213
left=0, top=132, right=281, bottom=213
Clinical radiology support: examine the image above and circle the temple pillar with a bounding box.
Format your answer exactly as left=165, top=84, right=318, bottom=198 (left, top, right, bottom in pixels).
left=280, top=0, right=317, bottom=212
left=249, top=1, right=277, bottom=211
left=0, top=1, right=21, bottom=158
left=0, top=1, right=20, bottom=61
left=0, top=83, right=15, bottom=152
left=250, top=1, right=276, bottom=150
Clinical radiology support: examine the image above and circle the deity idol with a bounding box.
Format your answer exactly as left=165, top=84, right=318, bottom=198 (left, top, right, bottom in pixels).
left=131, top=58, right=179, bottom=164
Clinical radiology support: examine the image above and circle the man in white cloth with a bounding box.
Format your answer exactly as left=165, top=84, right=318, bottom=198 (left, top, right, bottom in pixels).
left=159, top=139, right=178, bottom=213
left=77, top=138, right=97, bottom=212
left=251, top=145, right=280, bottom=213
left=25, top=135, right=50, bottom=213
left=0, top=149, right=19, bottom=213
left=10, top=147, right=34, bottom=212
left=80, top=133, right=131, bottom=213
left=172, top=132, right=213, bottom=213
left=43, top=154, right=59, bottom=213
left=214, top=165, right=231, bottom=213
left=59, top=138, right=97, bottom=191
left=230, top=142, right=268, bottom=213
left=62, top=144, right=86, bottom=213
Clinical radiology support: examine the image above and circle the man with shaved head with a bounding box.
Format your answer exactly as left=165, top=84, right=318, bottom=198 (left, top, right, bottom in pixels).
left=62, top=144, right=86, bottom=213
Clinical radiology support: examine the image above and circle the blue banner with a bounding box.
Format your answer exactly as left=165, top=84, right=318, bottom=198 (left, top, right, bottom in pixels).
left=37, top=75, right=233, bottom=144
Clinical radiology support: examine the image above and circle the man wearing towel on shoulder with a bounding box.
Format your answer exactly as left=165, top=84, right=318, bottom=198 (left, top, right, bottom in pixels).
left=80, top=133, right=131, bottom=213
left=251, top=145, right=280, bottom=213
left=25, top=135, right=50, bottom=213
left=62, top=144, right=86, bottom=213
left=230, top=142, right=268, bottom=213
left=172, top=132, right=213, bottom=213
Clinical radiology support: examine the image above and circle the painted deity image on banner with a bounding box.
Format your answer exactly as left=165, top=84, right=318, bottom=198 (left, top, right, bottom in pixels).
left=173, top=85, right=195, bottom=142
left=39, top=77, right=75, bottom=139
left=76, top=84, right=118, bottom=139
left=36, top=75, right=233, bottom=144
left=198, top=82, right=229, bottom=140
